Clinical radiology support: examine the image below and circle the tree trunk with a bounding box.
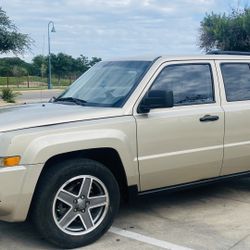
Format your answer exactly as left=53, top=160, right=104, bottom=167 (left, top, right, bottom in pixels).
left=27, top=74, right=30, bottom=88
left=6, top=76, right=9, bottom=87
left=58, top=75, right=61, bottom=86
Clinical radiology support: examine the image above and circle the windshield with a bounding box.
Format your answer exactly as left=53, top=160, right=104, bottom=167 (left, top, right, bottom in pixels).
left=56, top=60, right=152, bottom=107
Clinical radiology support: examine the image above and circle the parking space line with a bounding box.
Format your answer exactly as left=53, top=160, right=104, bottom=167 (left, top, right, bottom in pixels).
left=109, top=227, right=194, bottom=250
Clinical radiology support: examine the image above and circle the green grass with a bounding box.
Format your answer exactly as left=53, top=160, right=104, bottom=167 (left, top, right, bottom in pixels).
left=0, top=76, right=73, bottom=88
left=0, top=86, right=67, bottom=91
left=0, top=87, right=20, bottom=103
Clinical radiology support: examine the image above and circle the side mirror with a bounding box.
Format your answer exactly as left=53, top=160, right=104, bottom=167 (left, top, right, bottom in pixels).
left=138, top=90, right=174, bottom=114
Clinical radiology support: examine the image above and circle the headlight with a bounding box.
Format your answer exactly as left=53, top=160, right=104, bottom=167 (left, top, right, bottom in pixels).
left=0, top=156, right=21, bottom=167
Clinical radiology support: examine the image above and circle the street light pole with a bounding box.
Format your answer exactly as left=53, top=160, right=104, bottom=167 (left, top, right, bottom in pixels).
left=48, top=21, right=56, bottom=89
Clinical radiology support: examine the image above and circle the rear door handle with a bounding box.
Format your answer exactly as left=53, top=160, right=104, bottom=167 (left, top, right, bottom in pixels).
left=200, top=115, right=219, bottom=122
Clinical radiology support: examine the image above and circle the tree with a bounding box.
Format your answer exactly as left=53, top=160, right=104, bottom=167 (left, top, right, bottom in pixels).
left=89, top=57, right=102, bottom=67
left=40, top=63, right=47, bottom=79
left=0, top=57, right=30, bottom=76
left=74, top=55, right=101, bottom=74
left=12, top=65, right=28, bottom=87
left=0, top=7, right=32, bottom=54
left=50, top=53, right=75, bottom=84
left=74, top=55, right=90, bottom=75
left=32, top=55, right=47, bottom=76
left=199, top=8, right=250, bottom=52
left=50, top=53, right=101, bottom=83
left=0, top=53, right=102, bottom=85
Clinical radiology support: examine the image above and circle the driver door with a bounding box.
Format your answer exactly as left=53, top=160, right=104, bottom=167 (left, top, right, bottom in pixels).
left=135, top=61, right=224, bottom=191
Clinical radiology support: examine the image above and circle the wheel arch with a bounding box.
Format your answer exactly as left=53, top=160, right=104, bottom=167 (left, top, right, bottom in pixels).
left=29, top=147, right=129, bottom=216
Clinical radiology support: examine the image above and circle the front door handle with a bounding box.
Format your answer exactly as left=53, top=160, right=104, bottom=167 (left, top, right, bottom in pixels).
left=200, top=115, right=219, bottom=122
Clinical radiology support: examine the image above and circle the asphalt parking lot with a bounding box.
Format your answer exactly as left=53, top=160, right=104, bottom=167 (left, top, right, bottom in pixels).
left=1, top=178, right=250, bottom=250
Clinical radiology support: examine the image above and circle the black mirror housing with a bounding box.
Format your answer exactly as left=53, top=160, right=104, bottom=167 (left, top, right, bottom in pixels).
left=138, top=90, right=174, bottom=114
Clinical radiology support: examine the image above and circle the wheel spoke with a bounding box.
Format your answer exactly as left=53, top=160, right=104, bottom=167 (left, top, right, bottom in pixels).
left=59, top=208, right=77, bottom=229
left=79, top=177, right=92, bottom=197
left=57, top=190, right=76, bottom=206
left=80, top=211, right=94, bottom=230
left=89, top=195, right=107, bottom=208
left=53, top=174, right=110, bottom=236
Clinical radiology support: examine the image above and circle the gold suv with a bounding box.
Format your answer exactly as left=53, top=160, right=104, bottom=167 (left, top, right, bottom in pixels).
left=0, top=51, right=250, bottom=248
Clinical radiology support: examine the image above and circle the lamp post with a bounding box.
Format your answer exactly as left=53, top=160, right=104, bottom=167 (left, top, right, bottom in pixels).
left=48, top=21, right=56, bottom=89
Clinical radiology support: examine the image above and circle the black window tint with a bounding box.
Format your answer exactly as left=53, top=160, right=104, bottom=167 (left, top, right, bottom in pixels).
left=221, top=63, right=250, bottom=102
left=151, top=64, right=214, bottom=106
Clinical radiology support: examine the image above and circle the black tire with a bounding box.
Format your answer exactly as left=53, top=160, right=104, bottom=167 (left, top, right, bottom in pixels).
left=31, top=158, right=120, bottom=249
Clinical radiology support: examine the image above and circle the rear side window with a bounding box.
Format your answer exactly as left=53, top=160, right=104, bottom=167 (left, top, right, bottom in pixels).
left=221, top=63, right=250, bottom=102
left=150, top=64, right=214, bottom=106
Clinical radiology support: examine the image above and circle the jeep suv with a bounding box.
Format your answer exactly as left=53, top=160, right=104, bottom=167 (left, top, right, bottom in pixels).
left=0, top=52, right=250, bottom=248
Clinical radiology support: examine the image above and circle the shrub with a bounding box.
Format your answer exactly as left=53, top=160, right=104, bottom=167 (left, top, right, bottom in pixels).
left=0, top=87, right=20, bottom=103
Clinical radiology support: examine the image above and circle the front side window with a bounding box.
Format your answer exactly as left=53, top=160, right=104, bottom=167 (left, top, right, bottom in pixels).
left=56, top=61, right=152, bottom=107
left=221, top=63, right=250, bottom=102
left=150, top=64, right=214, bottom=106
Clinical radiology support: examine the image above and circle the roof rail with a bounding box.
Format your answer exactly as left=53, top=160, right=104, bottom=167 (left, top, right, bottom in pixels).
left=207, top=51, right=250, bottom=56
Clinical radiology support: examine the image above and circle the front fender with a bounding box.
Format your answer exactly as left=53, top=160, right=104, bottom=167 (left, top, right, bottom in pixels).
left=23, top=127, right=138, bottom=185
left=4, top=116, right=139, bottom=221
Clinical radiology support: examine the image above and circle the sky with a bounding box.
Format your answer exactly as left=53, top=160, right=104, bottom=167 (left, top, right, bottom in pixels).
left=1, top=0, right=249, bottom=61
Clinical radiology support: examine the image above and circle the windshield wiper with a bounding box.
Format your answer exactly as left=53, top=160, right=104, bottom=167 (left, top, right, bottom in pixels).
left=54, top=97, right=87, bottom=106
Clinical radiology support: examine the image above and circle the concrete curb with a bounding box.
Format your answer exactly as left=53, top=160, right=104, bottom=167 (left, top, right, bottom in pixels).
left=0, top=100, right=48, bottom=107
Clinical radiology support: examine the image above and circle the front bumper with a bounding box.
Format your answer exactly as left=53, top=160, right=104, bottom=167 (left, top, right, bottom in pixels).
left=0, top=166, right=27, bottom=221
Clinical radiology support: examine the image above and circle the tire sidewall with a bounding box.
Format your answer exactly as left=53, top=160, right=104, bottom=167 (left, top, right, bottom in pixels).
left=33, top=158, right=120, bottom=248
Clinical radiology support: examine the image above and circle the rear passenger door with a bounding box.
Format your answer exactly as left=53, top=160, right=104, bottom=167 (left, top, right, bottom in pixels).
left=216, top=60, right=250, bottom=175
left=135, top=60, right=225, bottom=191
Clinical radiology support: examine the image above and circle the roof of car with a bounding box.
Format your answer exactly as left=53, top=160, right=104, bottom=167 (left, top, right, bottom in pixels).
left=106, top=53, right=250, bottom=62
left=159, top=54, right=250, bottom=61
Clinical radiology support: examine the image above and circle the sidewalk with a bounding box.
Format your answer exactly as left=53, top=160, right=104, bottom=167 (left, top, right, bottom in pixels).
left=0, top=89, right=64, bottom=107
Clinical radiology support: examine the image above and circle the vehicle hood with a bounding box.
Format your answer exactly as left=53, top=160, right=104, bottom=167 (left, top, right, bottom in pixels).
left=0, top=103, right=124, bottom=132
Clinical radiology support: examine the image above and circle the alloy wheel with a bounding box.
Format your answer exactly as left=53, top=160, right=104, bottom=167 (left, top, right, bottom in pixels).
left=52, top=175, right=109, bottom=236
